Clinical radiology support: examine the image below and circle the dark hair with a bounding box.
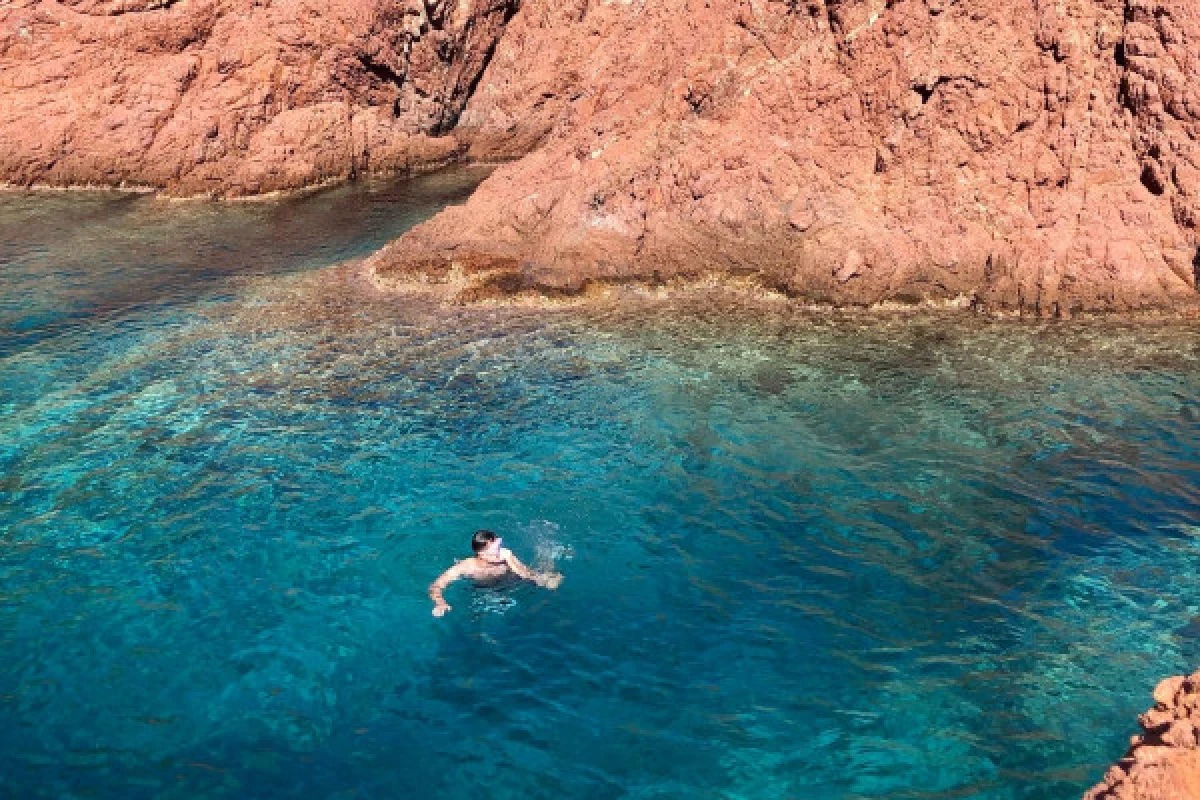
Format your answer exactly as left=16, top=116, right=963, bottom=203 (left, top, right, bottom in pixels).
left=471, top=530, right=498, bottom=553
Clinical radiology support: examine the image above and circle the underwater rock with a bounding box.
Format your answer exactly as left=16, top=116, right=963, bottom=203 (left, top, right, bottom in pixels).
left=1085, top=669, right=1200, bottom=800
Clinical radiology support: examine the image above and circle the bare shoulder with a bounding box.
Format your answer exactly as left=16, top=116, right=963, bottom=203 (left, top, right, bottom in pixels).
left=435, top=559, right=470, bottom=582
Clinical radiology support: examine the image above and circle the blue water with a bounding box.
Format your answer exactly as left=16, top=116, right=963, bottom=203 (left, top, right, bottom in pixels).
left=2, top=174, right=1200, bottom=799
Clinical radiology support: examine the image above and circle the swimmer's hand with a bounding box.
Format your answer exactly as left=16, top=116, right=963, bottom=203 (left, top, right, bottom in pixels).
left=503, top=550, right=561, bottom=589
left=535, top=572, right=563, bottom=590
left=432, top=602, right=451, bottom=617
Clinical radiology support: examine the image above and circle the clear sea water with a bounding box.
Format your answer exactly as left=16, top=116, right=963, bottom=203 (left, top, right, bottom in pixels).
left=2, top=171, right=1199, bottom=800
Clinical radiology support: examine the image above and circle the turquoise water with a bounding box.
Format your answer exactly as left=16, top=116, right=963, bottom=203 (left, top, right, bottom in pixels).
left=2, top=174, right=1200, bottom=799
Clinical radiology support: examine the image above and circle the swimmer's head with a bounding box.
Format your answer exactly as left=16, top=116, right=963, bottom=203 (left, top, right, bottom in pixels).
left=471, top=529, right=501, bottom=555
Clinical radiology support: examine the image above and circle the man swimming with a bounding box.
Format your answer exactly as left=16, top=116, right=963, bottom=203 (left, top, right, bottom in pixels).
left=429, top=529, right=563, bottom=617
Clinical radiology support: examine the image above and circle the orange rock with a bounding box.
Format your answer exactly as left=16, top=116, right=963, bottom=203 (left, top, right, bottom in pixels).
left=1155, top=676, right=1187, bottom=707
left=3, top=0, right=1200, bottom=311
left=365, top=0, right=1200, bottom=312
left=1085, top=669, right=1200, bottom=800
left=0, top=0, right=518, bottom=196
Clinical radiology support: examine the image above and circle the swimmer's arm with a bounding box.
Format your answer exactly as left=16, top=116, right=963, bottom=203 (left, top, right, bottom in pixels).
left=503, top=550, right=562, bottom=589
left=429, top=562, right=465, bottom=616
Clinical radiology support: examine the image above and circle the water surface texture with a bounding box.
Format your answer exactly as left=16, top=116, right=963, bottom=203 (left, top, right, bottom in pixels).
left=2, top=174, right=1200, bottom=799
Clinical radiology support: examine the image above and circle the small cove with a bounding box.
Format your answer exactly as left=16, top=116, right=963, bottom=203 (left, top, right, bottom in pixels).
left=2, top=170, right=1200, bottom=799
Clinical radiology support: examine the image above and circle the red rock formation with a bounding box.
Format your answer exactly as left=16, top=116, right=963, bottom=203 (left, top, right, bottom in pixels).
left=0, top=0, right=515, bottom=195
left=368, top=0, right=1200, bottom=313
left=3, top=0, right=1199, bottom=310
left=1085, top=669, right=1200, bottom=800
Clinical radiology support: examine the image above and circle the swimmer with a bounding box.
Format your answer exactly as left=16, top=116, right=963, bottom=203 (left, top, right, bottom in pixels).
left=429, top=530, right=563, bottom=617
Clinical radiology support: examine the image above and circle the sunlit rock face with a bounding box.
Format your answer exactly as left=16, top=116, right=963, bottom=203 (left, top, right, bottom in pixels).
left=2, top=0, right=1199, bottom=311
left=0, top=0, right=516, bottom=195
left=371, top=0, right=1200, bottom=314
left=1085, top=670, right=1200, bottom=800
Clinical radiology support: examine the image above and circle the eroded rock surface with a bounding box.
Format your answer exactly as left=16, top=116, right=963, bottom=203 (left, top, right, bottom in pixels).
left=0, top=0, right=515, bottom=195
left=4, top=0, right=1200, bottom=310
left=1085, top=670, right=1200, bottom=800
left=370, top=0, right=1200, bottom=313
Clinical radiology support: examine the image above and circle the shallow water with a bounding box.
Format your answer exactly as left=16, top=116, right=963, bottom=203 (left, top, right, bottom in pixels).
left=2, top=173, right=1200, bottom=799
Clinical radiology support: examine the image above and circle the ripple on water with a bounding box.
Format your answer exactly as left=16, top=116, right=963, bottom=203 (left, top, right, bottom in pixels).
left=2, top=187, right=1200, bottom=799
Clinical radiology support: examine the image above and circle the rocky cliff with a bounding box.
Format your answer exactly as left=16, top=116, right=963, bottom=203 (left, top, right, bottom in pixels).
left=0, top=0, right=515, bottom=195
left=2, top=0, right=1199, bottom=310
left=368, top=0, right=1200, bottom=313
left=1085, top=670, right=1200, bottom=800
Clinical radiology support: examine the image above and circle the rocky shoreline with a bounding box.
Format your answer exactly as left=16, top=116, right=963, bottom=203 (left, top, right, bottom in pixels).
left=370, top=0, right=1200, bottom=316
left=360, top=246, right=1200, bottom=319
left=3, top=2, right=1200, bottom=794
left=1085, top=670, right=1200, bottom=800
left=3, top=0, right=1198, bottom=314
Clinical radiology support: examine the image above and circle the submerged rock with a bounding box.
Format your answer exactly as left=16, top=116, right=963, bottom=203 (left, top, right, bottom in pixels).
left=1085, top=669, right=1200, bottom=800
